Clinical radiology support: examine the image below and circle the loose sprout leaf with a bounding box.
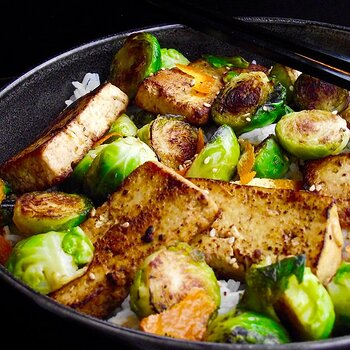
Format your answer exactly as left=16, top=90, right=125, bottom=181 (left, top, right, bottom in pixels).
left=160, top=48, right=190, bottom=69
left=202, top=54, right=249, bottom=69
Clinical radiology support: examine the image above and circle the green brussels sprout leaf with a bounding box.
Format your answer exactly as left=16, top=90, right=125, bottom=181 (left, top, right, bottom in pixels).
left=203, top=54, right=249, bottom=69
left=160, top=48, right=190, bottom=69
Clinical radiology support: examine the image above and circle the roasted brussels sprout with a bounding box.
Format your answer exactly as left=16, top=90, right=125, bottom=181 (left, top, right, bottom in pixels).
left=69, top=144, right=108, bottom=191
left=275, top=109, right=350, bottom=160
left=130, top=242, right=221, bottom=318
left=240, top=255, right=335, bottom=341
left=206, top=310, right=290, bottom=344
left=185, top=124, right=240, bottom=181
left=12, top=191, right=93, bottom=236
left=0, top=179, right=14, bottom=226
left=84, top=137, right=157, bottom=203
left=160, top=48, right=190, bottom=69
left=327, top=262, right=350, bottom=333
left=269, top=63, right=301, bottom=103
left=6, top=226, right=94, bottom=294
left=293, top=74, right=349, bottom=112
left=109, top=32, right=161, bottom=99
left=253, top=135, right=290, bottom=179
left=138, top=115, right=199, bottom=170
left=131, top=110, right=157, bottom=129
left=202, top=54, right=249, bottom=69
left=104, top=113, right=138, bottom=142
left=211, top=72, right=287, bottom=134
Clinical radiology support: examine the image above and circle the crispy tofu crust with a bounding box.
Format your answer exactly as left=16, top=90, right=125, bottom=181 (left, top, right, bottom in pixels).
left=135, top=59, right=223, bottom=126
left=190, top=179, right=343, bottom=284
left=50, top=161, right=218, bottom=318
left=303, top=153, right=350, bottom=228
left=0, top=82, right=128, bottom=193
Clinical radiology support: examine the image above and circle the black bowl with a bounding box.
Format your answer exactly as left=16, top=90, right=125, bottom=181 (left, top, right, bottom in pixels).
left=1, top=19, right=350, bottom=349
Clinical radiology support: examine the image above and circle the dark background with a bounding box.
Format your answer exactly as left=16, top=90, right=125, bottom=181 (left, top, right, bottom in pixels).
left=0, top=1, right=349, bottom=348
left=0, top=0, right=349, bottom=88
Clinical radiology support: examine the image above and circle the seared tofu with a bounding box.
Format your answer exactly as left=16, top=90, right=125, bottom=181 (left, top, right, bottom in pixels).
left=191, top=179, right=343, bottom=284
left=0, top=82, right=128, bottom=193
left=135, top=59, right=223, bottom=126
left=50, top=161, right=218, bottom=318
left=303, top=153, right=350, bottom=228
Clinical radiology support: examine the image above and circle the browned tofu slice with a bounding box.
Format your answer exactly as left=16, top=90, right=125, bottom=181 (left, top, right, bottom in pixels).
left=190, top=179, right=343, bottom=284
left=303, top=153, right=350, bottom=228
left=135, top=59, right=223, bottom=126
left=50, top=161, right=218, bottom=318
left=0, top=82, right=128, bottom=193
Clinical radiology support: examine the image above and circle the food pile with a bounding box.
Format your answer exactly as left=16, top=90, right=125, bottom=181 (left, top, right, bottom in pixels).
left=1, top=31, right=350, bottom=345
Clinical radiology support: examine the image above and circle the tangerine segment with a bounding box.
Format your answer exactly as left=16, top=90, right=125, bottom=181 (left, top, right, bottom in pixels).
left=140, top=288, right=216, bottom=341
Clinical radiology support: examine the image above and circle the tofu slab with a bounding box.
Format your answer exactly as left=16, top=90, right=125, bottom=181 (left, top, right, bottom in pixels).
left=303, top=153, right=350, bottom=228
left=191, top=179, right=343, bottom=284
left=0, top=82, right=128, bottom=193
left=135, top=59, right=223, bottom=126
left=50, top=161, right=218, bottom=318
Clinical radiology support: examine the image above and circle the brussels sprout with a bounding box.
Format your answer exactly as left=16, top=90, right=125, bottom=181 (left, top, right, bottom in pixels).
left=109, top=32, right=161, bottom=99
left=327, top=262, right=350, bottom=333
left=105, top=113, right=138, bottom=142
left=13, top=191, right=93, bottom=236
left=185, top=125, right=240, bottom=181
left=70, top=144, right=108, bottom=191
left=269, top=63, right=301, bottom=103
left=131, top=110, right=157, bottom=128
left=293, top=74, right=349, bottom=112
left=206, top=310, right=290, bottom=344
left=275, top=109, right=350, bottom=160
left=84, top=137, right=157, bottom=203
left=160, top=48, right=190, bottom=69
left=240, top=255, right=335, bottom=341
left=211, top=72, right=286, bottom=134
left=202, top=54, right=249, bottom=69
left=253, top=135, right=290, bottom=179
left=6, top=226, right=94, bottom=294
left=0, top=179, right=14, bottom=226
left=130, top=242, right=221, bottom=318
left=138, top=115, right=198, bottom=170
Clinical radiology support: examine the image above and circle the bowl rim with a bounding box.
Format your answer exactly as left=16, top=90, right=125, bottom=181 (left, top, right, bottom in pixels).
left=1, top=19, right=350, bottom=349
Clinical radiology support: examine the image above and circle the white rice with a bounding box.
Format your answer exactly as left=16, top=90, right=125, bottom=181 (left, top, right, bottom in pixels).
left=65, top=72, right=100, bottom=106
left=239, top=123, right=276, bottom=146
left=108, top=279, right=244, bottom=329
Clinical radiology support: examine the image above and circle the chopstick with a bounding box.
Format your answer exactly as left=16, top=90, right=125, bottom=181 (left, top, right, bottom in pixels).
left=145, top=0, right=350, bottom=90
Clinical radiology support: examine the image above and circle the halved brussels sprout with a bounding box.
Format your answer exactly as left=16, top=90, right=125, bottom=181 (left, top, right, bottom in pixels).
left=202, top=54, right=249, bottom=69
left=130, top=242, right=221, bottom=318
left=6, top=226, right=94, bottom=294
left=269, top=63, right=301, bottom=103
left=69, top=144, right=108, bottom=191
left=160, top=48, right=190, bottom=69
left=275, top=109, right=350, bottom=160
left=211, top=72, right=284, bottom=134
left=327, top=262, right=350, bottom=333
left=105, top=113, right=138, bottom=142
left=253, top=135, right=290, bottom=179
left=109, top=32, right=161, bottom=99
left=138, top=115, right=198, bottom=170
left=293, top=74, right=349, bottom=112
left=84, top=137, right=157, bottom=203
left=13, top=191, right=93, bottom=236
left=206, top=310, right=290, bottom=344
left=185, top=124, right=240, bottom=181
left=240, top=255, right=335, bottom=341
